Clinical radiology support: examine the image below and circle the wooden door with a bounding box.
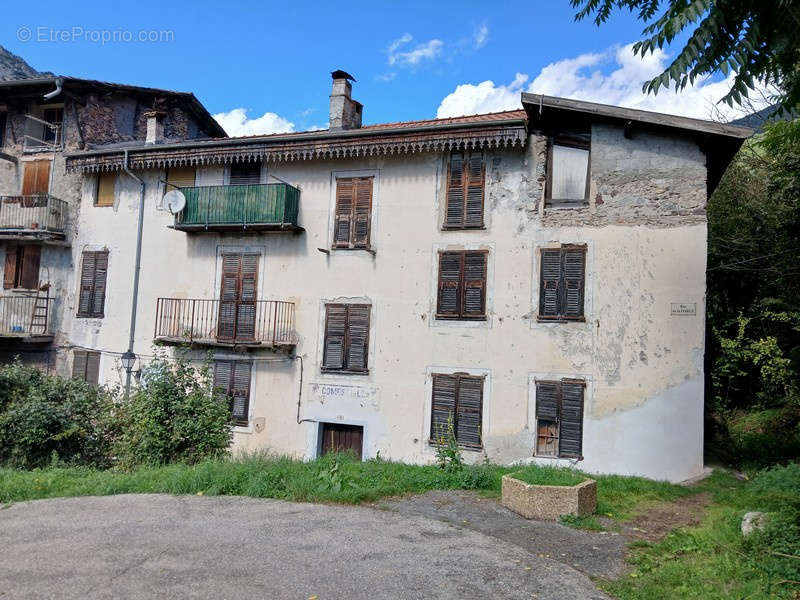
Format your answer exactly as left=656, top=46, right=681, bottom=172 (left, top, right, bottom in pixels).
left=320, top=423, right=363, bottom=460
left=22, top=160, right=51, bottom=196
left=217, top=253, right=259, bottom=341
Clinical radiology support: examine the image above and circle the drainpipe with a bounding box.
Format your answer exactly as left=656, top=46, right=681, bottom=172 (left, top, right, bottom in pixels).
left=122, top=149, right=146, bottom=398
left=43, top=77, right=63, bottom=101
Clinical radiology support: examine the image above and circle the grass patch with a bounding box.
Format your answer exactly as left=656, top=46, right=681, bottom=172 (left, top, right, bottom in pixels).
left=509, top=465, right=587, bottom=487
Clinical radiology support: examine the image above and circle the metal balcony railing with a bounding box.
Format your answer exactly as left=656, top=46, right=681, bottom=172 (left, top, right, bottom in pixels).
left=0, top=195, right=68, bottom=235
left=154, top=298, right=296, bottom=347
left=0, top=295, right=52, bottom=337
left=172, top=183, right=301, bottom=232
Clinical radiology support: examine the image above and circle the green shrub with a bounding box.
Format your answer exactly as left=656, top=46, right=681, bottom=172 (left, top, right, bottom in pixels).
left=0, top=360, right=113, bottom=469
left=110, top=352, right=232, bottom=469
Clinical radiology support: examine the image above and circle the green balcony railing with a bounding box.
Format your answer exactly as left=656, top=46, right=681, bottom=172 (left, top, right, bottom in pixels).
left=173, top=183, right=301, bottom=232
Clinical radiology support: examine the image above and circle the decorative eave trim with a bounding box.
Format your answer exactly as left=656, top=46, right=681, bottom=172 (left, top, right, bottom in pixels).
left=65, top=124, right=527, bottom=174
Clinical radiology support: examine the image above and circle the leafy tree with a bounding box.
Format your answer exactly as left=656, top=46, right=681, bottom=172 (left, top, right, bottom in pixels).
left=572, top=0, right=800, bottom=112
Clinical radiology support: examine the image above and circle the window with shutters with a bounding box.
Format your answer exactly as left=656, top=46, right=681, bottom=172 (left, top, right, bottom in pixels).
left=22, top=160, right=51, bottom=196
left=3, top=244, right=41, bottom=290
left=229, top=161, right=262, bottom=186
left=95, top=173, right=116, bottom=207
left=444, top=152, right=485, bottom=229
left=546, top=128, right=591, bottom=206
left=72, top=350, right=101, bottom=385
left=436, top=250, right=488, bottom=320
left=538, top=244, right=586, bottom=322
left=77, top=250, right=108, bottom=318
left=322, top=303, right=371, bottom=374
left=166, top=166, right=196, bottom=189
left=430, top=373, right=484, bottom=449
left=535, top=378, right=585, bottom=459
left=332, top=177, right=373, bottom=250
left=213, top=360, right=252, bottom=425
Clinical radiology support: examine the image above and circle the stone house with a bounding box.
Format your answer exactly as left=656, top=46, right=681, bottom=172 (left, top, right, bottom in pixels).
left=0, top=76, right=225, bottom=369
left=16, top=70, right=751, bottom=482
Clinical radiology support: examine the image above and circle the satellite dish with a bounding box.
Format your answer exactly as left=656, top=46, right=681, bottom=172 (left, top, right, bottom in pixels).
left=163, top=189, right=186, bottom=214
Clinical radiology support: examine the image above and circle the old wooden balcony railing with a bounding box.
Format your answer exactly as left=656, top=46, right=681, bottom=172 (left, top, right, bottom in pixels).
left=0, top=195, right=68, bottom=240
left=171, top=183, right=303, bottom=233
left=154, top=298, right=296, bottom=348
left=0, top=295, right=52, bottom=340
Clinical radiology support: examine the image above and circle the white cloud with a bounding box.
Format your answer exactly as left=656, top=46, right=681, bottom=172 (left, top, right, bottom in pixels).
left=437, top=43, right=773, bottom=121
left=387, top=34, right=444, bottom=67
left=473, top=23, right=489, bottom=49
left=213, top=108, right=295, bottom=137
left=376, top=72, right=397, bottom=83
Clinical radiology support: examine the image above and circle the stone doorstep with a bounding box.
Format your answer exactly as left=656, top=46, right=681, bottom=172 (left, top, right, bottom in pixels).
left=501, top=474, right=598, bottom=521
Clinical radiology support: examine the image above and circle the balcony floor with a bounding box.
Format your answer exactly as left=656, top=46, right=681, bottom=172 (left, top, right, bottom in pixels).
left=169, top=223, right=304, bottom=234
left=155, top=335, right=296, bottom=349
left=0, top=333, right=54, bottom=343
left=0, top=229, right=67, bottom=244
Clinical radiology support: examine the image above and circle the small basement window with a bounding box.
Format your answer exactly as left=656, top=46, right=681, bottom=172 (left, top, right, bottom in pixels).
left=546, top=128, right=591, bottom=206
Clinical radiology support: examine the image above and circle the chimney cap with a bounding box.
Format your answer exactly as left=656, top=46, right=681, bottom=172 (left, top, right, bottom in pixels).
left=331, top=70, right=356, bottom=82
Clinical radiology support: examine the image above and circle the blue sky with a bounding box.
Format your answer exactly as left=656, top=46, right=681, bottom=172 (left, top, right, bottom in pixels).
left=2, top=1, right=755, bottom=136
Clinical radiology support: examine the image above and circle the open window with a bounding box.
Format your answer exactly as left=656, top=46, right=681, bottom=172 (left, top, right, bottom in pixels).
left=546, top=126, right=591, bottom=207
left=3, top=244, right=41, bottom=290
left=535, top=378, right=585, bottom=459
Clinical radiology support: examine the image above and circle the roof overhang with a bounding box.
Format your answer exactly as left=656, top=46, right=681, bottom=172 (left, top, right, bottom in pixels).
left=65, top=116, right=528, bottom=173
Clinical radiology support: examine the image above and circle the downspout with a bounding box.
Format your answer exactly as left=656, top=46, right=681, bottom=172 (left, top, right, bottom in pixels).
left=43, top=77, right=63, bottom=101
left=122, top=149, right=146, bottom=398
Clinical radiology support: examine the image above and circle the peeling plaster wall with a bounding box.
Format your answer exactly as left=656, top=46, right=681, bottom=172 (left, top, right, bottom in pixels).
left=67, top=122, right=709, bottom=482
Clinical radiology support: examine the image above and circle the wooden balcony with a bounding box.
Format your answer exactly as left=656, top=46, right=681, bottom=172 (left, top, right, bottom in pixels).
left=0, top=295, right=53, bottom=342
left=0, top=195, right=68, bottom=241
left=154, top=298, right=296, bottom=349
left=171, top=183, right=303, bottom=233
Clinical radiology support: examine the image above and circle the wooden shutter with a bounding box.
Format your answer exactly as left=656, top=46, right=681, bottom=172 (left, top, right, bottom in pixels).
left=22, top=160, right=50, bottom=196
left=72, top=351, right=88, bottom=380
left=85, top=352, right=101, bottom=385
left=91, top=251, right=108, bottom=317
left=464, top=153, right=485, bottom=227
left=322, top=304, right=347, bottom=370
left=430, top=374, right=457, bottom=440
left=78, top=251, right=108, bottom=317
left=436, top=252, right=463, bottom=317
left=218, top=254, right=241, bottom=340
left=166, top=166, right=196, bottom=189
left=558, top=380, right=584, bottom=458
left=539, top=249, right=562, bottom=318
left=462, top=251, right=487, bottom=318
left=333, top=178, right=353, bottom=248
left=78, top=252, right=96, bottom=316
left=235, top=253, right=259, bottom=341
left=96, top=173, right=115, bottom=206
left=20, top=244, right=41, bottom=289
left=346, top=304, right=370, bottom=372
left=535, top=380, right=561, bottom=457
left=456, top=375, right=483, bottom=447
left=445, top=153, right=465, bottom=227
left=3, top=245, right=18, bottom=289
left=229, top=161, right=261, bottom=186
left=213, top=361, right=233, bottom=397
left=352, top=178, right=372, bottom=248
left=231, top=362, right=252, bottom=424
left=563, top=246, right=586, bottom=319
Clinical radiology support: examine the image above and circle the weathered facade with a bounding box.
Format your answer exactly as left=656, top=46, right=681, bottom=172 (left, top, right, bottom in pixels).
left=0, top=76, right=225, bottom=369
left=17, top=71, right=750, bottom=482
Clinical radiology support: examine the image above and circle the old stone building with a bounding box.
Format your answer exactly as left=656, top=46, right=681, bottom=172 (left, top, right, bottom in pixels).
left=12, top=69, right=750, bottom=481
left=0, top=76, right=225, bottom=369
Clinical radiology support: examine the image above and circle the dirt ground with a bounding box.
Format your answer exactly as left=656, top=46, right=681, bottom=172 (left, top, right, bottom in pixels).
left=613, top=492, right=713, bottom=542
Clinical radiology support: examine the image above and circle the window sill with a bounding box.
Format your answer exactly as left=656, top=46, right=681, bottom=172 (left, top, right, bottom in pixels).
left=441, top=225, right=486, bottom=231
left=320, top=368, right=370, bottom=376
left=330, top=246, right=376, bottom=255
left=534, top=453, right=584, bottom=461
left=76, top=313, right=104, bottom=319
left=428, top=440, right=483, bottom=452
left=435, top=314, right=487, bottom=321
left=536, top=316, right=586, bottom=323
left=544, top=200, right=589, bottom=209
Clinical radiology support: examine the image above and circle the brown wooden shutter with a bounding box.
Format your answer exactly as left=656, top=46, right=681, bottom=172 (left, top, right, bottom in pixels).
left=456, top=375, right=483, bottom=447
left=20, top=245, right=41, bottom=290
left=346, top=304, right=370, bottom=372
left=235, top=253, right=259, bottom=340
left=558, top=380, right=584, bottom=458
left=231, top=362, right=252, bottom=424
left=72, top=350, right=88, bottom=380
left=213, top=361, right=232, bottom=396
left=539, top=249, right=562, bottom=318
left=4, top=245, right=18, bottom=289
left=436, top=252, right=463, bottom=317
left=464, top=153, right=485, bottom=227
left=22, top=160, right=50, bottom=196
left=535, top=380, right=561, bottom=457
left=430, top=374, right=457, bottom=440
left=78, top=252, right=96, bottom=316
left=333, top=178, right=353, bottom=248
left=563, top=247, right=586, bottom=319
left=322, top=304, right=347, bottom=370
left=445, top=153, right=465, bottom=227
left=91, top=251, right=108, bottom=317
left=166, top=166, right=196, bottom=189
left=96, top=173, right=115, bottom=206
left=218, top=254, right=241, bottom=340
left=352, top=178, right=372, bottom=248
left=462, top=251, right=487, bottom=318
left=85, top=352, right=101, bottom=385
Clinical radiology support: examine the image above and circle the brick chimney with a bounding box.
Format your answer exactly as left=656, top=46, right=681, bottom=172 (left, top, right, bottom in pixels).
left=329, top=70, right=362, bottom=131
left=144, top=110, right=166, bottom=144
